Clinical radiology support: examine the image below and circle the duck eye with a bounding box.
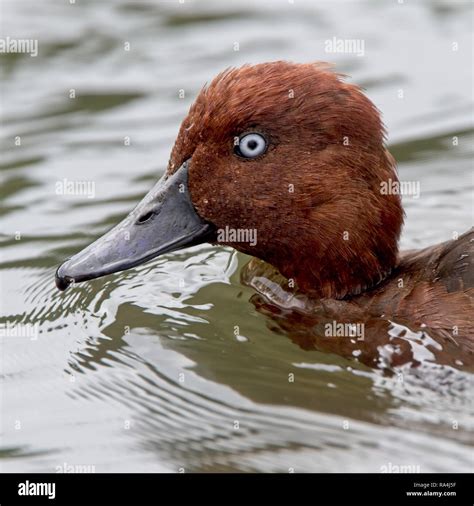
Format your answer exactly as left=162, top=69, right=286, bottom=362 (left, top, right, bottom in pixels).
left=235, top=133, right=267, bottom=158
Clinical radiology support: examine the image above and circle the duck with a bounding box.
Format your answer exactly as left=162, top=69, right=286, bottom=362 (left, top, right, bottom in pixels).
left=55, top=61, right=473, bottom=370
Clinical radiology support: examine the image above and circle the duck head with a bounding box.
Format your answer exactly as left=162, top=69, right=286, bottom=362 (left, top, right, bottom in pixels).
left=56, top=61, right=403, bottom=299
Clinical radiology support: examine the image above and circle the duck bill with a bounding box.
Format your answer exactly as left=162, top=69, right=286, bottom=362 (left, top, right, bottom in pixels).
left=55, top=161, right=215, bottom=291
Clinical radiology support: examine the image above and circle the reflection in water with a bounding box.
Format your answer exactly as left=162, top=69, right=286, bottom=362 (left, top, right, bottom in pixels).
left=1, top=0, right=473, bottom=472
left=241, top=258, right=473, bottom=371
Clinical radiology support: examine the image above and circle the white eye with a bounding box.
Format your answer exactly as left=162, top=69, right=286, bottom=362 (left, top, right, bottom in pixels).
left=236, top=133, right=267, bottom=158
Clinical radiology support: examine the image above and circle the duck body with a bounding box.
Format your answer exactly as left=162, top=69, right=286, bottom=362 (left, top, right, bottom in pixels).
left=55, top=61, right=473, bottom=369
left=373, top=228, right=473, bottom=338
left=242, top=229, right=474, bottom=369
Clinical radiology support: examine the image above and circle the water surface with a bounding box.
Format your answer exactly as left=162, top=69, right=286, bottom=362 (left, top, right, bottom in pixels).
left=1, top=0, right=473, bottom=472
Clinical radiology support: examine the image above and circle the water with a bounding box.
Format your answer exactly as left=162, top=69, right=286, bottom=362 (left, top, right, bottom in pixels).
left=1, top=0, right=473, bottom=473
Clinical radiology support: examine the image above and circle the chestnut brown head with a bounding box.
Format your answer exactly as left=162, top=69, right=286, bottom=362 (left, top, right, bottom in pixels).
left=56, top=61, right=403, bottom=299
left=169, top=61, right=403, bottom=298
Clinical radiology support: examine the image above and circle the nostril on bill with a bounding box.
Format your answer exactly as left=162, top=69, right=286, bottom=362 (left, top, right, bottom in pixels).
left=136, top=210, right=154, bottom=224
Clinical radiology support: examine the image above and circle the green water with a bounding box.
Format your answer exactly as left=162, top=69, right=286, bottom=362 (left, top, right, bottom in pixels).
left=0, top=0, right=473, bottom=472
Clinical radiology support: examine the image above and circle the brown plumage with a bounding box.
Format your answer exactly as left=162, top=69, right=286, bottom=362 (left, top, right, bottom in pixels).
left=167, top=61, right=472, bottom=368
left=56, top=61, right=472, bottom=370
left=170, top=62, right=403, bottom=299
left=241, top=229, right=473, bottom=370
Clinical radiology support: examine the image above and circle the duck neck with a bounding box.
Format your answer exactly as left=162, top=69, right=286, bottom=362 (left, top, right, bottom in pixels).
left=262, top=231, right=401, bottom=301
left=297, top=257, right=397, bottom=300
